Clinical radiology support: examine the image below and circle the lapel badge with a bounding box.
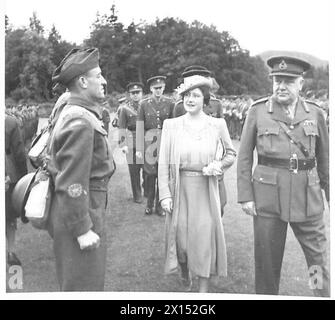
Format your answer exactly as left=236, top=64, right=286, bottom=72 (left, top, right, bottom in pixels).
left=279, top=60, right=287, bottom=70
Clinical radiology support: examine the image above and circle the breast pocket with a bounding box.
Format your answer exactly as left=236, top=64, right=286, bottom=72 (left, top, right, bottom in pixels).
left=257, top=126, right=280, bottom=153
left=252, top=166, right=280, bottom=214
left=303, top=123, right=319, bottom=155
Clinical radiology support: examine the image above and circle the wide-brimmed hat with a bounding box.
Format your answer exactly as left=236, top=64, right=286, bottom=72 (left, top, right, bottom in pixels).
left=176, top=75, right=212, bottom=95
left=52, top=48, right=100, bottom=85
left=267, top=56, right=311, bottom=77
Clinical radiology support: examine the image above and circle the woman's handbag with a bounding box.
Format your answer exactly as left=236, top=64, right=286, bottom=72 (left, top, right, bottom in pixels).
left=24, top=168, right=53, bottom=230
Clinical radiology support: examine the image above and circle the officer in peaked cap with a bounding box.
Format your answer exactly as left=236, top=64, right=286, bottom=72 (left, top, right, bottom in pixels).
left=119, top=82, right=145, bottom=203
left=48, top=48, right=115, bottom=291
left=237, top=55, right=329, bottom=296
left=174, top=66, right=227, bottom=216
left=136, top=75, right=174, bottom=216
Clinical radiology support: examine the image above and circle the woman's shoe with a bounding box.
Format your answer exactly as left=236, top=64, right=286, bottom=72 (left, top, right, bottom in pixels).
left=180, top=271, right=193, bottom=291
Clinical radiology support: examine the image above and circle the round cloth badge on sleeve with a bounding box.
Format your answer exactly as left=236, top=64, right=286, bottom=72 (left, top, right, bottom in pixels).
left=67, top=183, right=83, bottom=198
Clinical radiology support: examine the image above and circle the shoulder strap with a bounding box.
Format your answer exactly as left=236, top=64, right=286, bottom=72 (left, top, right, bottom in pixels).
left=277, top=121, right=309, bottom=157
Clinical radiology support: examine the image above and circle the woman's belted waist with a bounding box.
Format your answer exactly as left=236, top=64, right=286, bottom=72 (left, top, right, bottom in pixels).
left=258, top=155, right=316, bottom=172
left=180, top=170, right=203, bottom=177
left=89, top=177, right=110, bottom=191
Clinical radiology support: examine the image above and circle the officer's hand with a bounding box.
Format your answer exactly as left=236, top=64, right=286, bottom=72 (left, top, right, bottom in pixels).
left=121, top=146, right=129, bottom=154
left=136, top=151, right=143, bottom=159
left=161, top=198, right=173, bottom=214
left=241, top=201, right=257, bottom=216
left=77, top=230, right=100, bottom=250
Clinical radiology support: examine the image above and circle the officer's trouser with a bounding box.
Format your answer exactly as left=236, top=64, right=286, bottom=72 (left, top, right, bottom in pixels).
left=127, top=149, right=142, bottom=200
left=253, top=215, right=329, bottom=296
left=128, top=163, right=142, bottom=200
left=146, top=174, right=159, bottom=209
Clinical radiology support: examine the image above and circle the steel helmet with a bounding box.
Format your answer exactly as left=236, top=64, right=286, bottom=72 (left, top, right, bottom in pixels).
left=11, top=172, right=36, bottom=223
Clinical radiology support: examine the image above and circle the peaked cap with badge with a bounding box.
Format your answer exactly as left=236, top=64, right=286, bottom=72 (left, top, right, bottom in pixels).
left=267, top=56, right=311, bottom=77
left=147, top=75, right=166, bottom=87
left=127, top=82, right=144, bottom=92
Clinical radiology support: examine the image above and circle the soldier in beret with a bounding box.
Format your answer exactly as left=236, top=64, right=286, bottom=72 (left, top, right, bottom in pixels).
left=119, top=82, right=145, bottom=203
left=47, top=48, right=115, bottom=291
left=136, top=76, right=174, bottom=215
left=237, top=56, right=329, bottom=296
left=174, top=66, right=227, bottom=216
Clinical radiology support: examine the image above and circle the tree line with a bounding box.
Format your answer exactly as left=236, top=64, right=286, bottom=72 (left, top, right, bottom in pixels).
left=5, top=6, right=328, bottom=105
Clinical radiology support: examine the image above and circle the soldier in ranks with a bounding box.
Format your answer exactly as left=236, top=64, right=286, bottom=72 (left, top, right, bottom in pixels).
left=136, top=76, right=174, bottom=215
left=119, top=82, right=145, bottom=203
left=237, top=56, right=329, bottom=296
left=173, top=66, right=228, bottom=216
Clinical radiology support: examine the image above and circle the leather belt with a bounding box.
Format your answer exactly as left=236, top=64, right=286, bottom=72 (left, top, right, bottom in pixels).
left=258, top=155, right=315, bottom=172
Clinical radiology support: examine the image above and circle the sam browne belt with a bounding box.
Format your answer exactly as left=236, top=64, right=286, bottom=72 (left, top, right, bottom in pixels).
left=258, top=155, right=315, bottom=173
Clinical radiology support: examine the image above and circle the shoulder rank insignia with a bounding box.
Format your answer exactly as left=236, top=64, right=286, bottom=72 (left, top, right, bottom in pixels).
left=250, top=96, right=269, bottom=107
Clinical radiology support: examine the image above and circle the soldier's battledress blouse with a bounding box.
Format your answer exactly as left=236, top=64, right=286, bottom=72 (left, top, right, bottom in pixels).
left=158, top=115, right=236, bottom=277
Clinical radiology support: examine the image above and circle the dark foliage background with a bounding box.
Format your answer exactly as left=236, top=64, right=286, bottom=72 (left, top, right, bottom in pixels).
left=5, top=6, right=328, bottom=106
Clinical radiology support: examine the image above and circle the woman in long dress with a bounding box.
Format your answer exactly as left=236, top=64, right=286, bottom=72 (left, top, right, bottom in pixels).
left=158, top=75, right=236, bottom=292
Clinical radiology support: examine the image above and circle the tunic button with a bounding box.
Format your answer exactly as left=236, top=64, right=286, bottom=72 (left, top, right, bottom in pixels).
left=259, top=178, right=263, bottom=181
left=290, top=140, right=294, bottom=143
left=290, top=125, right=294, bottom=129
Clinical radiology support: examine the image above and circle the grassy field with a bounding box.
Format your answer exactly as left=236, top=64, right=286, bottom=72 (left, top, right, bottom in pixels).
left=6, top=117, right=330, bottom=296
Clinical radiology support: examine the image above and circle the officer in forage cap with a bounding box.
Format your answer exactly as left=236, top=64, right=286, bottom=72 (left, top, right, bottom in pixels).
left=173, top=66, right=227, bottom=216
left=237, top=55, right=329, bottom=296
left=47, top=48, right=115, bottom=291
left=118, top=82, right=146, bottom=203
left=136, top=75, right=174, bottom=216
